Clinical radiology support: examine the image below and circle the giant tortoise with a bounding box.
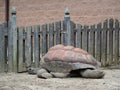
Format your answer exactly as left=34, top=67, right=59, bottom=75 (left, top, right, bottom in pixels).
left=28, top=44, right=105, bottom=79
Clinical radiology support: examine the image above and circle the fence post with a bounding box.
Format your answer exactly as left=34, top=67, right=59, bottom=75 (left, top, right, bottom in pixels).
left=108, top=19, right=114, bottom=65
left=8, top=7, right=17, bottom=72
left=0, top=24, right=5, bottom=72
left=64, top=8, right=71, bottom=45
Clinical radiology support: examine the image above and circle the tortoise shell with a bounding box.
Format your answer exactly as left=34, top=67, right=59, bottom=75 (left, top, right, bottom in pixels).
left=41, top=44, right=101, bottom=73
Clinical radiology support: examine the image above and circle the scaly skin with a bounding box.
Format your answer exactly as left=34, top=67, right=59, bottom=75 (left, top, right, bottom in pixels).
left=28, top=67, right=105, bottom=79
left=80, top=69, right=105, bottom=78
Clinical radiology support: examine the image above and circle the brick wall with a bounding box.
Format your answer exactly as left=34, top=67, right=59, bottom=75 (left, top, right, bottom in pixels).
left=0, top=0, right=120, bottom=26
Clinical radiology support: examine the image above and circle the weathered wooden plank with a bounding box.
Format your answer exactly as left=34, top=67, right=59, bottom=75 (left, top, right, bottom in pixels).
left=49, top=23, right=54, bottom=48
left=18, top=27, right=24, bottom=72
left=108, top=19, right=114, bottom=65
left=119, top=29, right=120, bottom=61
left=2, top=23, right=8, bottom=72
left=101, top=20, right=108, bottom=66
left=11, top=8, right=18, bottom=72
left=0, top=24, right=5, bottom=72
left=89, top=25, right=95, bottom=57
left=12, top=28, right=18, bottom=72
left=70, top=21, right=76, bottom=46
left=25, top=27, right=32, bottom=68
left=34, top=25, right=40, bottom=68
left=64, top=8, right=71, bottom=46
left=2, top=23, right=9, bottom=72
left=42, top=24, right=47, bottom=56
left=66, top=20, right=71, bottom=46
left=83, top=25, right=88, bottom=51
left=114, top=19, right=119, bottom=65
left=76, top=24, right=82, bottom=48
left=96, top=23, right=102, bottom=62
left=56, top=21, right=61, bottom=44
left=8, top=21, right=13, bottom=72
left=8, top=8, right=17, bottom=72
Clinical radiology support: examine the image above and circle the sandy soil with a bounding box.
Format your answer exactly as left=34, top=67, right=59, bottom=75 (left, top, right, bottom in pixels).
left=0, top=69, right=120, bottom=90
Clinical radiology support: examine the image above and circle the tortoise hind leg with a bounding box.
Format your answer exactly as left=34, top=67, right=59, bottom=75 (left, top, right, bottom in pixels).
left=80, top=69, right=105, bottom=79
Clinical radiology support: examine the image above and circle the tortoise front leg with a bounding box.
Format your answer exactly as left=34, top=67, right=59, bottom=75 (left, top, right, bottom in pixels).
left=37, top=68, right=53, bottom=79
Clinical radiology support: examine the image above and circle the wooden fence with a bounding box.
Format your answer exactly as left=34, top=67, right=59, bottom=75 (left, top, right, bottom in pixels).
left=0, top=8, right=120, bottom=73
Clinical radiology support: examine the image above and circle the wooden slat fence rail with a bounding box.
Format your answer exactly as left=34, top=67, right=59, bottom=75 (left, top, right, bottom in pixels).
left=0, top=8, right=120, bottom=73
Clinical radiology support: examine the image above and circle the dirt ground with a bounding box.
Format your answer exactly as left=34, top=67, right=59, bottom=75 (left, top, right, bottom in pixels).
left=0, top=69, right=120, bottom=90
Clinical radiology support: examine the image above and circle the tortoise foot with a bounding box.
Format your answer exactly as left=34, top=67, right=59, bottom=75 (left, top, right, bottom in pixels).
left=37, top=68, right=53, bottom=79
left=80, top=69, right=105, bottom=79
